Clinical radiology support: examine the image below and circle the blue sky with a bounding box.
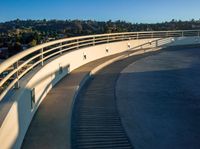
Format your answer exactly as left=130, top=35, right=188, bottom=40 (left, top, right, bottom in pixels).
left=0, top=0, right=200, bottom=23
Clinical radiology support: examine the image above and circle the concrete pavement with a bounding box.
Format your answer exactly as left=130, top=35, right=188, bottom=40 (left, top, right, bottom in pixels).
left=116, top=47, right=200, bottom=149
left=22, top=49, right=154, bottom=149
left=21, top=53, right=126, bottom=149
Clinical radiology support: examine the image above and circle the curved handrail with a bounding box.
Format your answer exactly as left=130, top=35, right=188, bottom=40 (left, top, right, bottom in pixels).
left=0, top=30, right=200, bottom=101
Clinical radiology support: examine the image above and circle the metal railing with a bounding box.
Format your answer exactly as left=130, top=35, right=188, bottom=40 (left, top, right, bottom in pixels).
left=0, top=30, right=200, bottom=101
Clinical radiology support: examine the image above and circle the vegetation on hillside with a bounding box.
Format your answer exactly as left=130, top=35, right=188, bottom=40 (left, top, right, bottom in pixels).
left=0, top=19, right=200, bottom=58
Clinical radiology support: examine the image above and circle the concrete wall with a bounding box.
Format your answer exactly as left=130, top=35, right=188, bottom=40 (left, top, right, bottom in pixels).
left=0, top=37, right=199, bottom=149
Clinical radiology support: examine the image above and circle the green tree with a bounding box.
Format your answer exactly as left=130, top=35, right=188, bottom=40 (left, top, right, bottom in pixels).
left=29, top=39, right=37, bottom=47
left=8, top=42, right=22, bottom=57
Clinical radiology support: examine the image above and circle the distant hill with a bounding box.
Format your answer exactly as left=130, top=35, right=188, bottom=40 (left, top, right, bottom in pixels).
left=0, top=19, right=200, bottom=58
left=1, top=19, right=200, bottom=36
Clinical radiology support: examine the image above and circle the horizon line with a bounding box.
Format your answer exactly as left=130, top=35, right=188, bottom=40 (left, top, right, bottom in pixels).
left=1, top=18, right=200, bottom=24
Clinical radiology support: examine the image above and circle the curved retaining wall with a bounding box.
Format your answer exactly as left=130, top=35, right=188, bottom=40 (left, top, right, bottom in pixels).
left=0, top=36, right=200, bottom=149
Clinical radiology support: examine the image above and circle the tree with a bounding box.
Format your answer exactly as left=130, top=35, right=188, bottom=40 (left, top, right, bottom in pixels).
left=29, top=39, right=37, bottom=47
left=8, top=42, right=22, bottom=57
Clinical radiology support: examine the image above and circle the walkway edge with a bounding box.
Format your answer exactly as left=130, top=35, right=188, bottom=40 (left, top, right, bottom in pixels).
left=68, top=48, right=161, bottom=148
left=68, top=53, right=130, bottom=149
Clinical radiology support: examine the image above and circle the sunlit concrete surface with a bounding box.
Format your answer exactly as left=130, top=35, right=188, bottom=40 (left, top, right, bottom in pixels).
left=116, top=47, right=200, bottom=149
left=21, top=50, right=143, bottom=149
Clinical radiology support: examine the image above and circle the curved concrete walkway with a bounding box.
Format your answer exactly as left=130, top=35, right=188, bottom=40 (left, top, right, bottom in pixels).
left=22, top=48, right=158, bottom=149
left=21, top=53, right=127, bottom=149
left=116, top=47, right=200, bottom=149
left=71, top=51, right=163, bottom=149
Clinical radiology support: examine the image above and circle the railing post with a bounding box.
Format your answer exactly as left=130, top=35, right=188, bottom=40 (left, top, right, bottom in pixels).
left=60, top=42, right=63, bottom=55
left=137, top=33, right=139, bottom=40
left=155, top=40, right=158, bottom=47
left=198, top=31, right=200, bottom=37
left=14, top=61, right=19, bottom=89
left=93, top=37, right=95, bottom=46
left=77, top=39, right=79, bottom=49
left=107, top=35, right=109, bottom=43
left=182, top=31, right=184, bottom=37
left=129, top=35, right=131, bottom=40
left=122, top=34, right=125, bottom=41
left=166, top=32, right=169, bottom=38
left=40, top=48, right=44, bottom=66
